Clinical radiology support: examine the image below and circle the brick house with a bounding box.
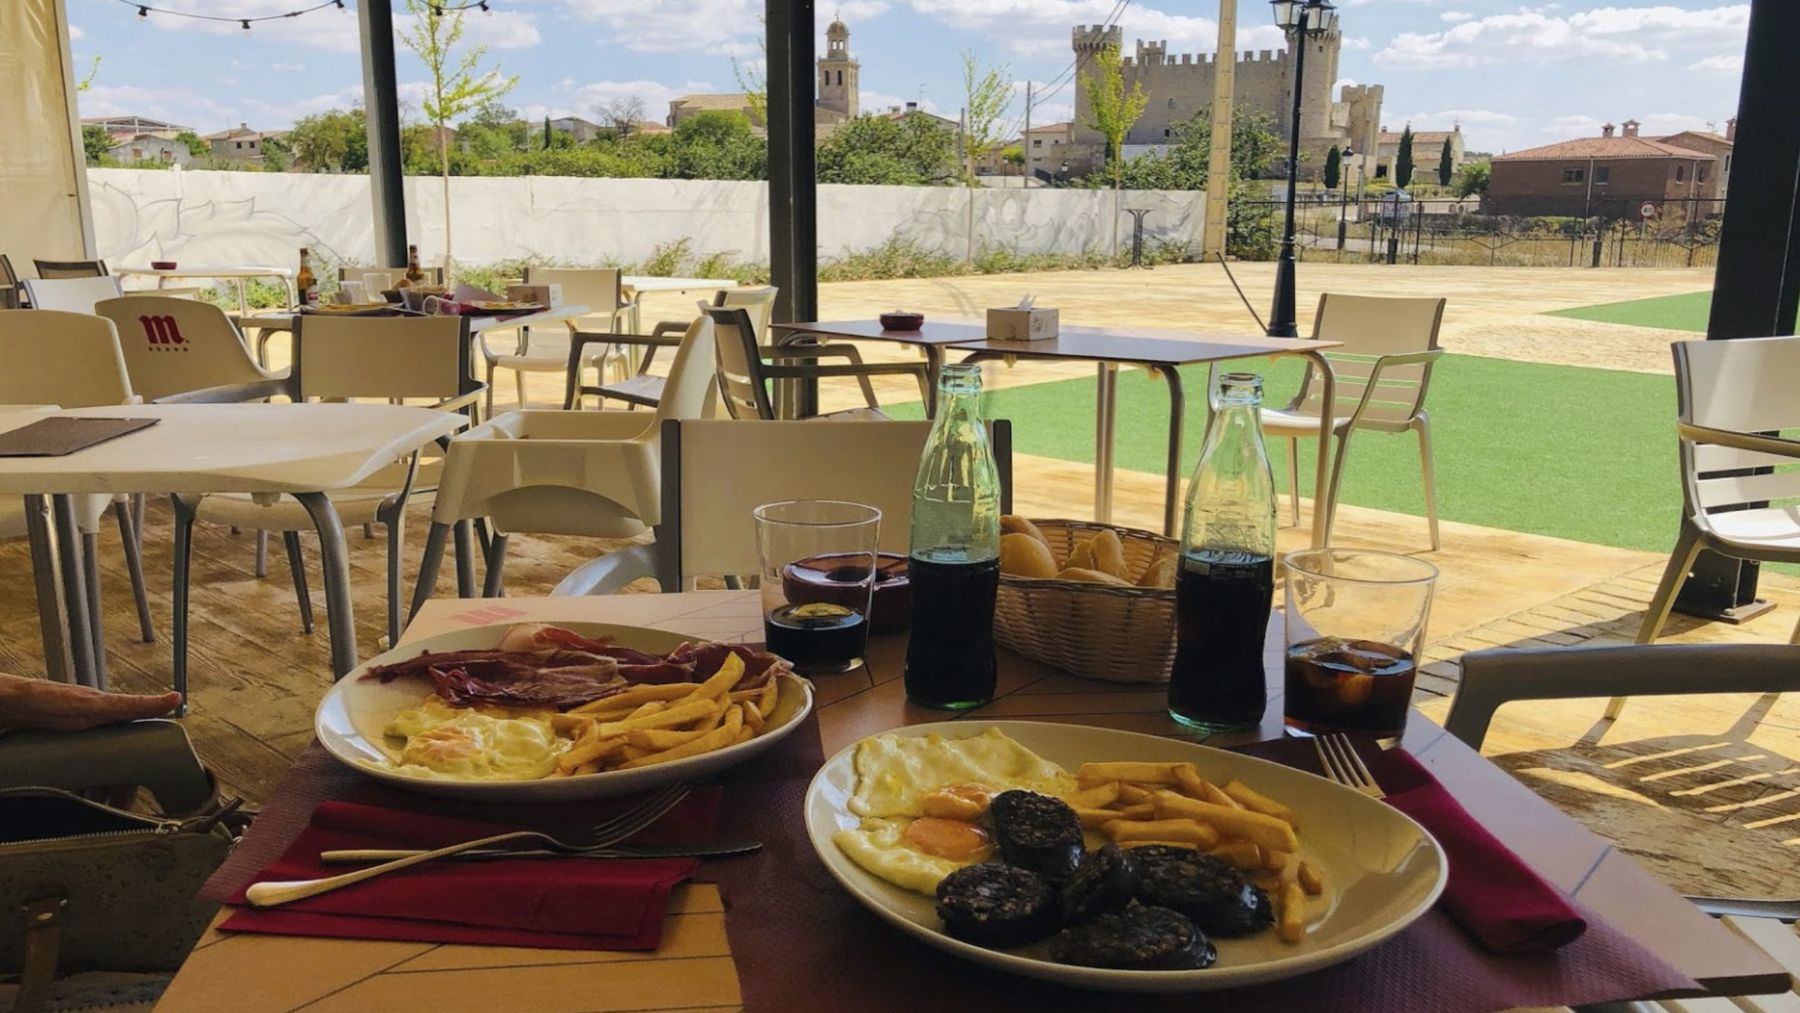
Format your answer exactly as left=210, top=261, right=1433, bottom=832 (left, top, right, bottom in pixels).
left=1485, top=120, right=1719, bottom=219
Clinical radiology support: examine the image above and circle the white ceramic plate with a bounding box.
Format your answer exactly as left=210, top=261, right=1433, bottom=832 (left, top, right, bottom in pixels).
left=804, top=721, right=1445, bottom=993
left=317, top=621, right=814, bottom=801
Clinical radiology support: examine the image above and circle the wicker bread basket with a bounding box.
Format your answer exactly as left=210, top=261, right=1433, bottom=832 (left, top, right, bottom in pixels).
left=994, top=519, right=1178, bottom=684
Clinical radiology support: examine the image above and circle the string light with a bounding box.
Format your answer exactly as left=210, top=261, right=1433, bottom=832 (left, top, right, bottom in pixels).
left=430, top=1, right=491, bottom=15
left=112, top=0, right=372, bottom=28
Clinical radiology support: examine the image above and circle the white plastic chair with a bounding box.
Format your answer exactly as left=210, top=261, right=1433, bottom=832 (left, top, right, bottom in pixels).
left=21, top=277, right=123, bottom=314
left=0, top=310, right=157, bottom=649
left=1620, top=336, right=1800, bottom=717
left=565, top=287, right=780, bottom=411
left=175, top=315, right=481, bottom=648
left=477, top=267, right=638, bottom=415
left=1257, top=294, right=1447, bottom=549
left=95, top=295, right=289, bottom=404
left=410, top=315, right=717, bottom=612
left=553, top=418, right=1015, bottom=594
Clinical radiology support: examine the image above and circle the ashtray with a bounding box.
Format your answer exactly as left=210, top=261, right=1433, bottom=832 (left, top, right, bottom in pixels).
left=879, top=311, right=925, bottom=331
left=150, top=260, right=178, bottom=271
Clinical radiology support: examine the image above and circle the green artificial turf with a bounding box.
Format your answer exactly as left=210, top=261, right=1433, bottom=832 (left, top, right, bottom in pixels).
left=1544, top=291, right=1713, bottom=333
left=886, top=354, right=1686, bottom=553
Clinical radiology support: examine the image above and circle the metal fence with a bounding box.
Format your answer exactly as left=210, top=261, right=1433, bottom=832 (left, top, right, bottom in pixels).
left=1235, top=195, right=1726, bottom=268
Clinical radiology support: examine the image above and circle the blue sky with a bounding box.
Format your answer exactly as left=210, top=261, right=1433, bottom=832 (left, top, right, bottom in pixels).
left=73, top=1, right=1750, bottom=155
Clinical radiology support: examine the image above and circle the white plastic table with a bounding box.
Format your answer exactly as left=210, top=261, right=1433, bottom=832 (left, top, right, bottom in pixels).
left=116, top=265, right=297, bottom=315
left=0, top=404, right=465, bottom=694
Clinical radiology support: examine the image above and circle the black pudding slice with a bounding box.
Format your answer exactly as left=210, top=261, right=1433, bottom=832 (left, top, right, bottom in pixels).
left=989, top=790, right=1085, bottom=882
left=935, top=863, right=1060, bottom=949
left=1048, top=904, right=1217, bottom=971
left=1063, top=844, right=1140, bottom=923
left=1129, top=845, right=1274, bottom=938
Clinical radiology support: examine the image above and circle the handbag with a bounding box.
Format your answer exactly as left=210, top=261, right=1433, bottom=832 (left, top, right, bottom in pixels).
left=0, top=787, right=238, bottom=1011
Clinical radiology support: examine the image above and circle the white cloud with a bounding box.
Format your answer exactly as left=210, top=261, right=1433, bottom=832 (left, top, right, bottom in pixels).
left=245, top=85, right=365, bottom=126
left=68, top=24, right=85, bottom=40
left=901, top=0, right=1285, bottom=59
left=1375, top=5, right=1750, bottom=70
left=79, top=83, right=232, bottom=131
left=128, top=2, right=538, bottom=53
left=1341, top=35, right=1371, bottom=51
left=270, top=62, right=306, bottom=73
left=1440, top=12, right=1472, bottom=24
left=561, top=0, right=885, bottom=54
left=1690, top=53, right=1743, bottom=74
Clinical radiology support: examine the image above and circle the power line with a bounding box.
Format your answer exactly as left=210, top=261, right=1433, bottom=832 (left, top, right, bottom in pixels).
left=1002, top=0, right=1131, bottom=143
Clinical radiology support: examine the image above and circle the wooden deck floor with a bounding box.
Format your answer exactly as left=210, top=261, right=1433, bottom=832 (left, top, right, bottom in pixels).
left=2, top=450, right=1796, bottom=900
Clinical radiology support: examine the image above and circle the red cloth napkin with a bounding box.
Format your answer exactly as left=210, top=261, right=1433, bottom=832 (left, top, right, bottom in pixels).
left=220, top=788, right=719, bottom=950
left=1374, top=747, right=1588, bottom=953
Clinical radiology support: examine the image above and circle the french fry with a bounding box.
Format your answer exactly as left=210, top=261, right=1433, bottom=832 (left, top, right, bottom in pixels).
left=1076, top=761, right=1192, bottom=788
left=1172, top=764, right=1212, bottom=800
left=1153, top=791, right=1300, bottom=854
left=1266, top=849, right=1293, bottom=873
left=1074, top=806, right=1127, bottom=829
left=1115, top=801, right=1157, bottom=820
left=1114, top=782, right=1154, bottom=805
left=1225, top=780, right=1300, bottom=829
left=1067, top=782, right=1122, bottom=809
left=1277, top=882, right=1307, bottom=943
left=550, top=713, right=592, bottom=735
left=1297, top=860, right=1325, bottom=897
left=573, top=759, right=602, bottom=775
left=618, top=706, right=745, bottom=769
left=1209, top=840, right=1264, bottom=871
left=1119, top=839, right=1201, bottom=850
left=1103, top=818, right=1220, bottom=848
left=568, top=683, right=696, bottom=715
left=595, top=697, right=722, bottom=737
left=627, top=700, right=668, bottom=720
left=620, top=745, right=653, bottom=762
left=755, top=678, right=778, bottom=716
left=627, top=725, right=711, bottom=750
left=557, top=734, right=626, bottom=772
left=734, top=726, right=755, bottom=744
left=689, top=652, right=746, bottom=701
left=742, top=699, right=767, bottom=734
left=1198, top=780, right=1241, bottom=809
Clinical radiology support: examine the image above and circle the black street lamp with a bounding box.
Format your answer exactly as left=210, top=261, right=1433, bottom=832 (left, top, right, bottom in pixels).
left=1267, top=0, right=1339, bottom=338
left=1337, top=143, right=1355, bottom=250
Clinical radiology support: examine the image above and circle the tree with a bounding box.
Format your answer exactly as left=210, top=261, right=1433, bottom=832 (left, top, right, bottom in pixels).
left=81, top=125, right=111, bottom=166
left=598, top=96, right=647, bottom=138
left=1323, top=145, right=1341, bottom=191
left=1106, top=108, right=1283, bottom=191
left=1437, top=137, right=1454, bottom=187
left=1395, top=125, right=1415, bottom=189
left=77, top=55, right=100, bottom=93
left=398, top=0, right=518, bottom=272
left=667, top=110, right=766, bottom=181
left=816, top=112, right=959, bottom=185
left=732, top=16, right=767, bottom=128
left=959, top=51, right=1013, bottom=181
left=286, top=109, right=367, bottom=172
left=1454, top=160, right=1491, bottom=198
left=1080, top=43, right=1148, bottom=191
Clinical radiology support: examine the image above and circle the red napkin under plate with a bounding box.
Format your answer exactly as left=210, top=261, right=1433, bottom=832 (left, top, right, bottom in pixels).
left=221, top=788, right=720, bottom=950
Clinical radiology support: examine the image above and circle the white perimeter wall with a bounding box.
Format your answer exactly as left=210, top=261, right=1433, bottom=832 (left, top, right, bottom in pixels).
left=88, top=169, right=1206, bottom=270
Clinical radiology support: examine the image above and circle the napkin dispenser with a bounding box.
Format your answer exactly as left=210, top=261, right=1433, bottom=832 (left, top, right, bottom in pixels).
left=986, top=306, right=1059, bottom=342
left=506, top=283, right=560, bottom=307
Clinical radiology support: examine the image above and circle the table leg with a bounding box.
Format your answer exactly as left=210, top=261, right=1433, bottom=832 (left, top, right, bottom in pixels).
left=1093, top=362, right=1119, bottom=524
left=23, top=495, right=75, bottom=684
left=293, top=492, right=358, bottom=679
left=1158, top=366, right=1187, bottom=538
left=1303, top=350, right=1337, bottom=548
left=923, top=346, right=943, bottom=417
left=51, top=496, right=98, bottom=687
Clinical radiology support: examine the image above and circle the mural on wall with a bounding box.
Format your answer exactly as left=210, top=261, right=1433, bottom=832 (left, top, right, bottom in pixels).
left=89, top=169, right=1206, bottom=272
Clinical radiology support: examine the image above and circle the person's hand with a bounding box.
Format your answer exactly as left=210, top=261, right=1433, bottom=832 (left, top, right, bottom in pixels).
left=0, top=673, right=180, bottom=733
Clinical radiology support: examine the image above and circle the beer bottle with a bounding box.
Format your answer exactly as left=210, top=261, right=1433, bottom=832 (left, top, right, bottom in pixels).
left=403, top=244, right=425, bottom=288
left=295, top=247, right=318, bottom=306
left=903, top=363, right=1002, bottom=710
left=1167, top=372, right=1278, bottom=732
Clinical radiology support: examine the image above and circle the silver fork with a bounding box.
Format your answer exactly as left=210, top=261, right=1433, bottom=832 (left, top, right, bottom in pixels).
left=245, top=785, right=690, bottom=908
left=1314, top=733, right=1386, bottom=798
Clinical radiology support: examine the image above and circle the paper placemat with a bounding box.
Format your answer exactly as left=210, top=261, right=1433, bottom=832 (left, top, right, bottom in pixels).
left=0, top=417, right=158, bottom=457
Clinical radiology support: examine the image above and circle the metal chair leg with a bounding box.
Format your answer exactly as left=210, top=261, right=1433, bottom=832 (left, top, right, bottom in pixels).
left=80, top=532, right=108, bottom=690
left=384, top=513, right=405, bottom=646
left=1286, top=436, right=1302, bottom=527
left=453, top=520, right=477, bottom=598
left=483, top=533, right=510, bottom=598
left=254, top=529, right=269, bottom=578
left=1416, top=415, right=1441, bottom=552
left=171, top=496, right=197, bottom=710
left=363, top=522, right=375, bottom=539
left=1612, top=522, right=1707, bottom=720
left=515, top=368, right=528, bottom=409
left=283, top=530, right=314, bottom=634
left=292, top=493, right=357, bottom=679
left=409, top=521, right=451, bottom=623
left=484, top=360, right=497, bottom=418
left=1319, top=428, right=1354, bottom=548
left=114, top=500, right=155, bottom=643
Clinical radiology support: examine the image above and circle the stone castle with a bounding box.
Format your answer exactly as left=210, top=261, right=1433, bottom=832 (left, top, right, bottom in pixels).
left=1068, top=23, right=1383, bottom=180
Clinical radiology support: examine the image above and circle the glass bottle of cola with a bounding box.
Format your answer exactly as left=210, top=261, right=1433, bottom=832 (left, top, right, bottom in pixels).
left=1168, top=372, right=1278, bottom=732
left=904, top=363, right=1002, bottom=710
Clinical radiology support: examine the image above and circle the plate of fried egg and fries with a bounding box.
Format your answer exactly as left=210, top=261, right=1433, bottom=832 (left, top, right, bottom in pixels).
left=805, top=723, right=1447, bottom=992
left=316, top=622, right=814, bottom=800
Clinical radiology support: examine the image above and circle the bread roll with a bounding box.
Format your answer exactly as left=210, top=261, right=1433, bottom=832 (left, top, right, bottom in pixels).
left=1065, top=537, right=1098, bottom=572
left=1139, top=552, right=1178, bottom=590
left=1090, top=529, right=1128, bottom=580
left=1057, top=566, right=1133, bottom=587
left=1001, top=515, right=1050, bottom=548
left=1000, top=532, right=1059, bottom=579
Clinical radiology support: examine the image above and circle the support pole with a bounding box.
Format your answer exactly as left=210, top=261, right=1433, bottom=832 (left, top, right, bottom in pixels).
left=766, top=0, right=819, bottom=412
left=1201, top=0, right=1238, bottom=261
left=1267, top=16, right=1308, bottom=338
left=359, top=0, right=407, bottom=268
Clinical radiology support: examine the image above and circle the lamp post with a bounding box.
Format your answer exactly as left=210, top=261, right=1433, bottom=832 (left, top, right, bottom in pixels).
left=1267, top=0, right=1339, bottom=338
left=1337, top=143, right=1354, bottom=250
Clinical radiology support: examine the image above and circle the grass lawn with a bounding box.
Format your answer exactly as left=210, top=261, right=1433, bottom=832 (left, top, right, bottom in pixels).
left=1544, top=291, right=1712, bottom=333
left=888, top=354, right=1685, bottom=553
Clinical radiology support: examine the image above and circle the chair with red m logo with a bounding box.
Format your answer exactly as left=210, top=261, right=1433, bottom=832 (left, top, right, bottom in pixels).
left=94, top=296, right=288, bottom=404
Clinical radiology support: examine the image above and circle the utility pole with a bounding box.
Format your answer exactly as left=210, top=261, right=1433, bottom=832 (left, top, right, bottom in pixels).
left=1201, top=0, right=1238, bottom=261
left=1023, top=80, right=1033, bottom=188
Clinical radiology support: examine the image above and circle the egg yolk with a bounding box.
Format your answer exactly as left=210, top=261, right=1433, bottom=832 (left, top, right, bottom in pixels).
left=903, top=817, right=993, bottom=862
left=920, top=784, right=995, bottom=821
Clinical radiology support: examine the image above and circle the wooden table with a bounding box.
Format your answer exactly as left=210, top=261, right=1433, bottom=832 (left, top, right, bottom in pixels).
left=158, top=591, right=1788, bottom=1012
left=776, top=319, right=1341, bottom=541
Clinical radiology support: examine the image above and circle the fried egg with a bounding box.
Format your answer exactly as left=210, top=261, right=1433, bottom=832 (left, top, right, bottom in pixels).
left=380, top=702, right=568, bottom=781
left=848, top=727, right=1075, bottom=819
left=833, top=817, right=995, bottom=895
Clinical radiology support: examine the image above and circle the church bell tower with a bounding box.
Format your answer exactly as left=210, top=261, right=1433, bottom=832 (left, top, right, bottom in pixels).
left=818, top=16, right=859, bottom=117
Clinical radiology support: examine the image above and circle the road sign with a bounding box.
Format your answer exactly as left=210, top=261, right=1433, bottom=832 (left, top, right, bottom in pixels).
left=1640, top=202, right=1659, bottom=219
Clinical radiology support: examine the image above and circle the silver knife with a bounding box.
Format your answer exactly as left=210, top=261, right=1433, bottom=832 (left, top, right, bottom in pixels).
left=320, top=840, right=763, bottom=864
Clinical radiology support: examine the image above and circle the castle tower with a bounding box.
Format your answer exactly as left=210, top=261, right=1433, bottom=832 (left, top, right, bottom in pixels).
left=1069, top=24, right=1125, bottom=171
left=818, top=16, right=859, bottom=118
left=1286, top=20, right=1341, bottom=145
